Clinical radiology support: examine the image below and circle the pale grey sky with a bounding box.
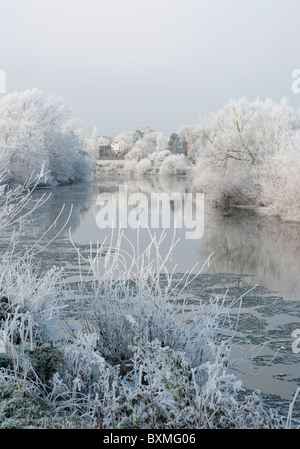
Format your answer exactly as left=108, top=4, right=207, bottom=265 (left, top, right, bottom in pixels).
left=1, top=0, right=299, bottom=137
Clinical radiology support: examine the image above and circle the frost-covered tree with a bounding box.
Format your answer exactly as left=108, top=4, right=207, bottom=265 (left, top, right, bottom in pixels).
left=132, top=125, right=153, bottom=144
left=98, top=136, right=111, bottom=146
left=111, top=131, right=134, bottom=155
left=193, top=97, right=300, bottom=169
left=167, top=132, right=182, bottom=154
left=123, top=159, right=138, bottom=175
left=149, top=149, right=171, bottom=171
left=191, top=97, right=300, bottom=211
left=155, top=132, right=168, bottom=153
left=124, top=157, right=153, bottom=176
left=125, top=128, right=160, bottom=161
left=0, top=89, right=92, bottom=185
left=121, top=129, right=189, bottom=178
left=136, top=157, right=152, bottom=176
left=259, top=132, right=300, bottom=220
left=177, top=124, right=204, bottom=161
left=177, top=124, right=195, bottom=143
left=62, top=118, right=86, bottom=139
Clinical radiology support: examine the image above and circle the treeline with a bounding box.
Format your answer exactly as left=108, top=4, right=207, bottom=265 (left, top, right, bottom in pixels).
left=95, top=97, right=300, bottom=221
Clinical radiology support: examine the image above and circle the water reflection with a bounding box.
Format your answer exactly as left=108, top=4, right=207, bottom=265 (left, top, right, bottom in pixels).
left=26, top=181, right=93, bottom=238
left=202, top=205, right=300, bottom=301
left=87, top=176, right=300, bottom=301
left=28, top=175, right=300, bottom=301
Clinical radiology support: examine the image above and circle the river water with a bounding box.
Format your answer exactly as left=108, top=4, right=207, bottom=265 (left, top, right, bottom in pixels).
left=13, top=174, right=300, bottom=421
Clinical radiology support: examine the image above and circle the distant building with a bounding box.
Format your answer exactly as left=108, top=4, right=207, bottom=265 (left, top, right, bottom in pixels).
left=111, top=141, right=121, bottom=155
left=99, top=144, right=112, bottom=158
left=98, top=141, right=123, bottom=159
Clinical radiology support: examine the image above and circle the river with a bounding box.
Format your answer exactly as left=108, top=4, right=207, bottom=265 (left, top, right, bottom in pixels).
left=13, top=174, right=300, bottom=420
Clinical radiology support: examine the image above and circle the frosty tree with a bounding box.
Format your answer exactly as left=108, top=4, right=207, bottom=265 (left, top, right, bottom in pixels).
left=0, top=89, right=92, bottom=185
left=192, top=97, right=300, bottom=170
left=167, top=132, right=182, bottom=154
left=190, top=97, right=300, bottom=215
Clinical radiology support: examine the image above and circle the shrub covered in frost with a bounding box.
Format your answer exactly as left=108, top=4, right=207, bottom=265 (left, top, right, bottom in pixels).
left=148, top=149, right=171, bottom=170
left=136, top=158, right=152, bottom=176
left=159, top=154, right=188, bottom=177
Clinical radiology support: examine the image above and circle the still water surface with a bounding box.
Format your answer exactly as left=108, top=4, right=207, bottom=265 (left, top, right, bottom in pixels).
left=20, top=175, right=300, bottom=419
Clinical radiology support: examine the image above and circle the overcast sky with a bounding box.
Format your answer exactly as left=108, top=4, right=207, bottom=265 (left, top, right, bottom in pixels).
left=1, top=0, right=299, bottom=137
